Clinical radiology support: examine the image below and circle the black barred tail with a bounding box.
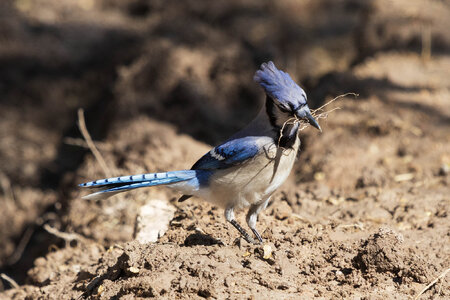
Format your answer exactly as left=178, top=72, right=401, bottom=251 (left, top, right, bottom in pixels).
left=79, top=170, right=197, bottom=201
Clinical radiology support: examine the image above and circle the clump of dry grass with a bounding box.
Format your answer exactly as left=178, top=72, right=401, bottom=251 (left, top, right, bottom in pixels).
left=277, top=92, right=358, bottom=147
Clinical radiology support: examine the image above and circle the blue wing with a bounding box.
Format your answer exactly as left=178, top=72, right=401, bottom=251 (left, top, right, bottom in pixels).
left=192, top=136, right=266, bottom=170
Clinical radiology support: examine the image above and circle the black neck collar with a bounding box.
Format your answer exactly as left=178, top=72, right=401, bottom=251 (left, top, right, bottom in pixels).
left=265, top=96, right=298, bottom=148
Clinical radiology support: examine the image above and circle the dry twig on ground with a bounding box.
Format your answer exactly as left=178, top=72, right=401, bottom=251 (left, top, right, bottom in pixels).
left=43, top=224, right=88, bottom=245
left=414, top=267, right=449, bottom=299
left=0, top=273, right=19, bottom=289
left=77, top=108, right=112, bottom=178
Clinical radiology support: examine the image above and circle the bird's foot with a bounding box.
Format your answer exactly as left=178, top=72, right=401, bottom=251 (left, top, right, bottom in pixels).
left=229, top=220, right=258, bottom=244
left=251, top=228, right=264, bottom=244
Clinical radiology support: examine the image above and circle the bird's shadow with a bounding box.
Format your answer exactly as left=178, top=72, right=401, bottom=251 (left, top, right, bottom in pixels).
left=183, top=233, right=223, bottom=246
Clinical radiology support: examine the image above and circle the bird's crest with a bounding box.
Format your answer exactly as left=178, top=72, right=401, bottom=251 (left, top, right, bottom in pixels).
left=253, top=61, right=307, bottom=110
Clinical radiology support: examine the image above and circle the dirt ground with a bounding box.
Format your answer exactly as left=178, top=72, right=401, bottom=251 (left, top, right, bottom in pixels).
left=0, top=0, right=449, bottom=299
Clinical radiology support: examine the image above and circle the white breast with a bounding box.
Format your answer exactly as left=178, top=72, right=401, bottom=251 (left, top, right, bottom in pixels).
left=200, top=137, right=300, bottom=210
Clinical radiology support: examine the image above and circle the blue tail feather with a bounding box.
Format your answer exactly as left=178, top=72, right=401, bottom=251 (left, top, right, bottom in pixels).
left=91, top=177, right=189, bottom=193
left=79, top=170, right=195, bottom=188
left=79, top=170, right=199, bottom=200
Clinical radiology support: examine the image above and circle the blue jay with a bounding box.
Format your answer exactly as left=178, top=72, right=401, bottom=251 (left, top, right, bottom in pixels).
left=79, top=61, right=321, bottom=244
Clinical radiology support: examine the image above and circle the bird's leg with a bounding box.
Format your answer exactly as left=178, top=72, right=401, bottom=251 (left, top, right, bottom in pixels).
left=230, top=220, right=256, bottom=244
left=246, top=198, right=270, bottom=244
left=251, top=227, right=263, bottom=244
left=246, top=205, right=263, bottom=243
left=225, top=206, right=256, bottom=244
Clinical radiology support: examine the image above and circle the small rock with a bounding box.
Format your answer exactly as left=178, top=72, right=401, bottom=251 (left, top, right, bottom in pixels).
left=263, top=244, right=273, bottom=260
left=34, top=257, right=47, bottom=267
left=135, top=199, right=176, bottom=243
left=274, top=201, right=292, bottom=220
left=438, top=163, right=449, bottom=176
left=97, top=285, right=104, bottom=295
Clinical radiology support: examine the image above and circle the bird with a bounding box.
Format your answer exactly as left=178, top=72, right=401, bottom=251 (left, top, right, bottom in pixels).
left=79, top=61, right=321, bottom=244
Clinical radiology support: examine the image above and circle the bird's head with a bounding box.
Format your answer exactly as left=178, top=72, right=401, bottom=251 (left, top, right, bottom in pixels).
left=254, top=61, right=321, bottom=131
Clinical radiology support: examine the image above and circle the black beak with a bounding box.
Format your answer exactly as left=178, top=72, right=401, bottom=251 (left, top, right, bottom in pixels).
left=296, top=106, right=321, bottom=132
left=305, top=111, right=321, bottom=132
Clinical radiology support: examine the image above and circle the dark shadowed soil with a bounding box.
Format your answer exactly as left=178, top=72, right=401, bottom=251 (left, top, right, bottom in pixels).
left=0, top=0, right=449, bottom=299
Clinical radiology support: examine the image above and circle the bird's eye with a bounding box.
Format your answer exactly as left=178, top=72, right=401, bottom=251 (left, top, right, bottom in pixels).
left=275, top=102, right=291, bottom=113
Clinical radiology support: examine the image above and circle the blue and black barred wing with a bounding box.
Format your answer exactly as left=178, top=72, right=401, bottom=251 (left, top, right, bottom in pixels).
left=191, top=136, right=269, bottom=170
left=178, top=136, right=272, bottom=202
